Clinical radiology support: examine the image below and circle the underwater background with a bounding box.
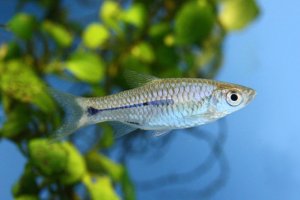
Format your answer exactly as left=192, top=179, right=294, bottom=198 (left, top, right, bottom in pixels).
left=0, top=0, right=299, bottom=199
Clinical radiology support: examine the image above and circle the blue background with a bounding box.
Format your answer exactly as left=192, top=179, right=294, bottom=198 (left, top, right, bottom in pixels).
left=1, top=0, right=300, bottom=199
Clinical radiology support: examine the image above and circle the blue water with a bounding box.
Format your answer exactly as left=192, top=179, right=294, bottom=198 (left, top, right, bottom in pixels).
left=1, top=0, right=300, bottom=199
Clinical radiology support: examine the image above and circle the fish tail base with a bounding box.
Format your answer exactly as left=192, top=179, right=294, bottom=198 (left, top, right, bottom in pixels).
left=48, top=88, right=88, bottom=139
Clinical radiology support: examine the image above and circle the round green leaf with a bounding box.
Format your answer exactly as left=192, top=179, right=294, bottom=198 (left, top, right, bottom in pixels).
left=100, top=1, right=121, bottom=27
left=8, top=13, right=37, bottom=40
left=65, top=51, right=105, bottom=83
left=59, top=142, right=86, bottom=185
left=220, top=0, right=259, bottom=31
left=122, top=3, right=146, bottom=29
left=131, top=42, right=155, bottom=63
left=83, top=175, right=120, bottom=200
left=29, top=139, right=68, bottom=176
left=42, top=21, right=73, bottom=47
left=86, top=152, right=124, bottom=182
left=83, top=23, right=109, bottom=49
left=149, top=22, right=170, bottom=38
left=175, top=0, right=215, bottom=45
left=0, top=60, right=56, bottom=113
left=29, top=139, right=86, bottom=184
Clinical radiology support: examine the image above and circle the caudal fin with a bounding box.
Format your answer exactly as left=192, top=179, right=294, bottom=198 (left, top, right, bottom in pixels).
left=48, top=88, right=88, bottom=140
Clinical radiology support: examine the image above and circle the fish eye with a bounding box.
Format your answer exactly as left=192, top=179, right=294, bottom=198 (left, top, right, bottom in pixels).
left=226, top=91, right=242, bottom=106
left=230, top=93, right=238, bottom=101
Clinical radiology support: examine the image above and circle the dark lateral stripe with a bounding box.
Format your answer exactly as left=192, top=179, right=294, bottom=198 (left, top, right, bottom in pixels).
left=126, top=121, right=140, bottom=125
left=87, top=99, right=174, bottom=116
left=87, top=107, right=99, bottom=115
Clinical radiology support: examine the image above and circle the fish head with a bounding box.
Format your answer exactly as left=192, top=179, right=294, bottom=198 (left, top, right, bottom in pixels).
left=209, top=82, right=256, bottom=117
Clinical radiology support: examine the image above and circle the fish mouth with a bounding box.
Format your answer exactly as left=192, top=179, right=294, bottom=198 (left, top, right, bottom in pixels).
left=245, top=88, right=256, bottom=104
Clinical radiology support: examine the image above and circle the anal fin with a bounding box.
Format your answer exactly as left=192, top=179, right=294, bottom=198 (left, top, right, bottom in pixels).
left=109, top=121, right=138, bottom=138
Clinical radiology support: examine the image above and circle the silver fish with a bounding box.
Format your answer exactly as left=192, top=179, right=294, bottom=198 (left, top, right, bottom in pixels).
left=49, top=72, right=256, bottom=138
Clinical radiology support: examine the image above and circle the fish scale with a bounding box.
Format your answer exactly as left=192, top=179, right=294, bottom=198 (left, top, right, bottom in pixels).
left=85, top=79, right=216, bottom=130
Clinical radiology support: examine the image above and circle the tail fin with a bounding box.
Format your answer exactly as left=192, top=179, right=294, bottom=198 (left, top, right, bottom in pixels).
left=48, top=88, right=88, bottom=140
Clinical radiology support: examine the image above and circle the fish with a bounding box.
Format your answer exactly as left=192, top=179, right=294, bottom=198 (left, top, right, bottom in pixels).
left=49, top=71, right=256, bottom=139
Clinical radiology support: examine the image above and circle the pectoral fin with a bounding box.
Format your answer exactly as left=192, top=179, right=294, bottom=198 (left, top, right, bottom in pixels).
left=152, top=129, right=172, bottom=137
left=184, top=113, right=219, bottom=125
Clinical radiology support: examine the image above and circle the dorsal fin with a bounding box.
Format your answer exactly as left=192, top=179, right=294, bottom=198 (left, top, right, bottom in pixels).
left=124, top=70, right=159, bottom=88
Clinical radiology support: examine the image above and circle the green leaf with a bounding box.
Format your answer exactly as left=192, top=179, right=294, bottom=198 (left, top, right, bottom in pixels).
left=42, top=21, right=73, bottom=47
left=0, top=44, right=7, bottom=60
left=83, top=175, right=120, bottom=200
left=0, top=42, right=21, bottom=61
left=0, top=105, right=31, bottom=139
left=122, top=3, right=146, bottom=29
left=86, top=151, right=124, bottom=182
left=8, top=13, right=37, bottom=40
left=65, top=51, right=105, bottom=83
left=122, top=55, right=149, bottom=73
left=149, top=22, right=170, bottom=38
left=175, top=0, right=215, bottom=45
left=83, top=23, right=109, bottom=49
left=29, top=139, right=86, bottom=184
left=164, top=34, right=175, bottom=46
left=100, top=1, right=121, bottom=27
left=219, top=0, right=259, bottom=31
left=155, top=45, right=178, bottom=69
left=29, top=139, right=68, bottom=176
left=0, top=60, right=56, bottom=113
left=59, top=142, right=86, bottom=185
left=12, top=164, right=39, bottom=197
left=121, top=169, right=136, bottom=200
left=5, top=42, right=21, bottom=59
left=44, top=60, right=64, bottom=73
left=99, top=123, right=115, bottom=148
left=131, top=42, right=155, bottom=63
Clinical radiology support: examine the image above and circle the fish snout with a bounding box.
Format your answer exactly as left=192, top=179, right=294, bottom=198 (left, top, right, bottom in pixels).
left=245, top=88, right=256, bottom=104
